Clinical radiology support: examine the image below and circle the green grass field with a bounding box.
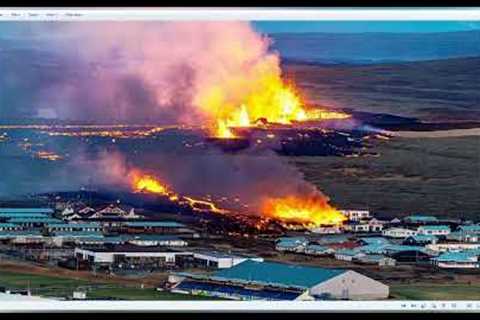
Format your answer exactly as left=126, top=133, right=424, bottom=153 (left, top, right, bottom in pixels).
left=391, top=284, right=480, bottom=300
left=0, top=270, right=222, bottom=300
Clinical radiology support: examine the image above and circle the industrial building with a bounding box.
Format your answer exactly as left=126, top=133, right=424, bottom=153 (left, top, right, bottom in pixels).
left=170, top=260, right=389, bottom=300
left=176, top=251, right=264, bottom=269
left=74, top=245, right=191, bottom=271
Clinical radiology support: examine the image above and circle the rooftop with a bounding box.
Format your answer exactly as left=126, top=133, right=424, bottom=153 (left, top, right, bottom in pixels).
left=8, top=218, right=63, bottom=224
left=212, top=260, right=346, bottom=289
left=125, top=221, right=186, bottom=228
left=459, top=225, right=480, bottom=232
left=418, top=225, right=450, bottom=231
left=77, top=244, right=184, bottom=253
left=46, top=223, right=101, bottom=228
left=405, top=215, right=439, bottom=222
left=0, top=213, right=49, bottom=218
left=433, top=251, right=479, bottom=262
left=0, top=208, right=54, bottom=214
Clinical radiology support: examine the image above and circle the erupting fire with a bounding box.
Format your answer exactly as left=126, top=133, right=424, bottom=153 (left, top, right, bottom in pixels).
left=211, top=81, right=350, bottom=138
left=130, top=170, right=169, bottom=195
left=261, top=194, right=347, bottom=228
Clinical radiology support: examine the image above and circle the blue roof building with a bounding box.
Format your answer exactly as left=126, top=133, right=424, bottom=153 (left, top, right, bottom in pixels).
left=173, top=260, right=389, bottom=300
left=458, top=225, right=480, bottom=234
left=124, top=221, right=186, bottom=228
left=0, top=208, right=54, bottom=214
left=404, top=215, right=439, bottom=224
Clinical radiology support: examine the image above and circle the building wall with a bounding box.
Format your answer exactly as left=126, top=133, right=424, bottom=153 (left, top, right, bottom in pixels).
left=310, top=271, right=389, bottom=300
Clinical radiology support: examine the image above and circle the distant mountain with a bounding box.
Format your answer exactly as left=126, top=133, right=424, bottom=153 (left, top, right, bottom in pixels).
left=270, top=31, right=480, bottom=64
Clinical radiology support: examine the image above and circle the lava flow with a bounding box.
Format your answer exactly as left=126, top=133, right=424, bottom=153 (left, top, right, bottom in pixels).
left=260, top=194, right=347, bottom=228
left=212, top=82, right=350, bottom=138
left=129, top=169, right=230, bottom=214
left=129, top=169, right=345, bottom=230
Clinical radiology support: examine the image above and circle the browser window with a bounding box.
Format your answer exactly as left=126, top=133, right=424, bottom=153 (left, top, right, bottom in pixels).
left=0, top=7, right=479, bottom=313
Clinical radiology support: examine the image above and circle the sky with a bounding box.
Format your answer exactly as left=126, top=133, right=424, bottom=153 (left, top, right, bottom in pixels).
left=253, top=21, right=480, bottom=34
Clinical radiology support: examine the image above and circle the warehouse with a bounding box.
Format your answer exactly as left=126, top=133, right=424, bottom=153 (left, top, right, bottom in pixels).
left=74, top=245, right=191, bottom=270
left=176, top=251, right=264, bottom=269
left=170, top=260, right=389, bottom=300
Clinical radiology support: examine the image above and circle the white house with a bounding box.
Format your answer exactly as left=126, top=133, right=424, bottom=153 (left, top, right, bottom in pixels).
left=340, top=210, right=370, bottom=222
left=432, top=252, right=480, bottom=269
left=382, top=228, right=417, bottom=239
left=417, top=225, right=451, bottom=236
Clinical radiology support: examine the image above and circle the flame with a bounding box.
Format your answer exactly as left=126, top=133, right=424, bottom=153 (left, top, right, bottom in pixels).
left=209, top=78, right=350, bottom=138
left=128, top=169, right=231, bottom=215
left=130, top=170, right=169, bottom=195
left=261, top=195, right=346, bottom=228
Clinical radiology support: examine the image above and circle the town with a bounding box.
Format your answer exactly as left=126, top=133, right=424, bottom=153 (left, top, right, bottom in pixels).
left=1, top=199, right=479, bottom=301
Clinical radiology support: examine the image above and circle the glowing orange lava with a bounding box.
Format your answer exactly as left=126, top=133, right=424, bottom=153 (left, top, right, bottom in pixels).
left=209, top=80, right=350, bottom=138
left=261, top=195, right=347, bottom=228
left=129, top=170, right=169, bottom=195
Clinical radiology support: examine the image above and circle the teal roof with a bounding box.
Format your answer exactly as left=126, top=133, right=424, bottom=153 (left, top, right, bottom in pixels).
left=0, top=208, right=53, bottom=214
left=211, top=260, right=346, bottom=289
left=0, top=213, right=49, bottom=218
left=53, top=231, right=104, bottom=238
left=357, top=244, right=388, bottom=254
left=384, top=245, right=426, bottom=253
left=447, top=231, right=478, bottom=239
left=276, top=241, right=304, bottom=249
left=47, top=223, right=101, bottom=229
left=129, top=234, right=183, bottom=241
left=305, top=244, right=330, bottom=252
left=409, top=234, right=438, bottom=242
left=8, top=218, right=63, bottom=224
left=459, top=225, right=480, bottom=233
left=0, top=231, right=43, bottom=238
left=359, top=237, right=391, bottom=245
left=277, top=237, right=307, bottom=244
left=434, top=251, right=479, bottom=262
left=125, top=221, right=185, bottom=228
left=418, top=225, right=450, bottom=231
left=405, top=215, right=438, bottom=222
left=0, top=223, right=18, bottom=228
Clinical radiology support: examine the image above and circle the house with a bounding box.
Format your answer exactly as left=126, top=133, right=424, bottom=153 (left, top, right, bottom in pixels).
left=432, top=251, right=480, bottom=269
left=390, top=218, right=402, bottom=225
left=7, top=217, right=63, bottom=228
left=0, top=223, right=22, bottom=232
left=355, top=254, right=396, bottom=267
left=416, top=225, right=450, bottom=236
left=50, top=231, right=109, bottom=246
left=45, top=222, right=103, bottom=233
left=382, top=228, right=417, bottom=239
left=74, top=245, right=192, bottom=270
left=310, top=225, right=343, bottom=234
left=458, top=225, right=480, bottom=234
left=367, top=218, right=385, bottom=232
left=358, top=237, right=391, bottom=246
left=275, top=237, right=308, bottom=253
left=334, top=249, right=364, bottom=262
left=446, top=231, right=479, bottom=243
left=171, top=260, right=389, bottom=300
left=340, top=209, right=370, bottom=222
left=344, top=222, right=370, bottom=233
left=127, top=235, right=188, bottom=247
left=403, top=234, right=438, bottom=246
left=121, top=221, right=188, bottom=234
left=404, top=215, right=438, bottom=224
left=304, top=244, right=334, bottom=256
left=426, top=243, right=480, bottom=254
